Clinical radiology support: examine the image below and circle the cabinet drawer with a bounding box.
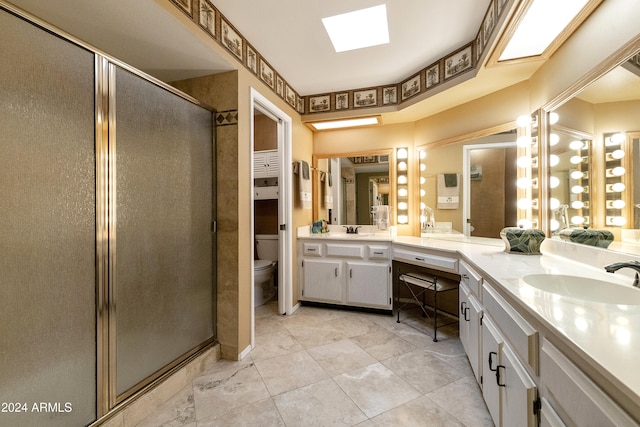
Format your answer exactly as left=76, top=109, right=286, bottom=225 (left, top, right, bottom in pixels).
left=483, top=283, right=539, bottom=374
left=367, top=245, right=390, bottom=260
left=541, top=339, right=637, bottom=427
left=393, top=248, right=458, bottom=272
left=303, top=243, right=323, bottom=256
left=326, top=243, right=364, bottom=259
left=459, top=260, right=483, bottom=298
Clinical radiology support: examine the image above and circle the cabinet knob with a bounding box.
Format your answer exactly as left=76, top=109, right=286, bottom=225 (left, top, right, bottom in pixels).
left=335, top=268, right=338, bottom=277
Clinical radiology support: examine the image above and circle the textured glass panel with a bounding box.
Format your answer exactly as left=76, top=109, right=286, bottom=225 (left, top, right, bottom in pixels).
left=115, top=67, right=214, bottom=394
left=0, top=9, right=96, bottom=427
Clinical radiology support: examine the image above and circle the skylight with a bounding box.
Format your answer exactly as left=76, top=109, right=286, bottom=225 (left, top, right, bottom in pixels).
left=500, top=0, right=589, bottom=61
left=322, top=5, right=390, bottom=53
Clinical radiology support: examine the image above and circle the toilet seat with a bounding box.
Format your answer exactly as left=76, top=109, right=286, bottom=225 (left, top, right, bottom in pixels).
left=254, top=259, right=275, bottom=271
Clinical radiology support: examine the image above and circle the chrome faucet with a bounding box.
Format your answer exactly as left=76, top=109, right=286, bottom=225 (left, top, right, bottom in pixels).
left=343, top=226, right=361, bottom=234
left=604, top=260, right=640, bottom=288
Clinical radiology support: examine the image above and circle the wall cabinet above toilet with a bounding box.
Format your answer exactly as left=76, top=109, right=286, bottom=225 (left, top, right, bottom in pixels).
left=254, top=149, right=279, bottom=178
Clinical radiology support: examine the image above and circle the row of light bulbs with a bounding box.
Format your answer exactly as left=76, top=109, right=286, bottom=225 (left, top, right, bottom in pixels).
left=396, top=148, right=409, bottom=224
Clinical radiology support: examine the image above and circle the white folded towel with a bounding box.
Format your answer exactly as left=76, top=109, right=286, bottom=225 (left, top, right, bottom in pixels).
left=324, top=171, right=333, bottom=209
left=437, top=173, right=459, bottom=209
left=298, top=160, right=312, bottom=210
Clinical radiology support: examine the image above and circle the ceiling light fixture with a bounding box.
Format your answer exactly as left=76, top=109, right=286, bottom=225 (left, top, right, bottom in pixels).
left=308, top=116, right=381, bottom=131
left=500, top=0, right=589, bottom=61
left=322, top=5, right=390, bottom=53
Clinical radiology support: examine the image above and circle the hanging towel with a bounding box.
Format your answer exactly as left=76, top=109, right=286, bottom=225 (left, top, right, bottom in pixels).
left=437, top=173, right=459, bottom=209
left=324, top=171, right=334, bottom=209
left=298, top=160, right=312, bottom=210
left=444, top=173, right=457, bottom=187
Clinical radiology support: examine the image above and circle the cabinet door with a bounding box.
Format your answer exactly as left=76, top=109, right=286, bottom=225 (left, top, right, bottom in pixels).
left=499, top=344, right=537, bottom=427
left=265, top=150, right=280, bottom=177
left=253, top=152, right=267, bottom=178
left=346, top=262, right=390, bottom=308
left=459, top=282, right=483, bottom=384
left=302, top=259, right=343, bottom=304
left=482, top=316, right=504, bottom=427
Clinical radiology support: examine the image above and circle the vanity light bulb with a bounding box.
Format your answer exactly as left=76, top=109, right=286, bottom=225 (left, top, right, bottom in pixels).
left=420, top=189, right=426, bottom=197
left=398, top=188, right=408, bottom=197
left=517, top=136, right=532, bottom=147
left=420, top=215, right=426, bottom=222
left=611, top=133, right=625, bottom=144
left=516, top=115, right=532, bottom=127
left=397, top=215, right=409, bottom=224
left=517, top=198, right=532, bottom=209
left=550, top=219, right=560, bottom=231
left=398, top=161, right=407, bottom=171
left=419, top=151, right=426, bottom=159
left=612, top=166, right=625, bottom=176
left=612, top=199, right=626, bottom=209
left=419, top=163, right=426, bottom=172
left=571, top=185, right=584, bottom=194
left=549, top=154, right=560, bottom=167
left=397, top=148, right=408, bottom=159
left=549, top=112, right=560, bottom=124
left=420, top=177, right=426, bottom=185
left=569, top=140, right=585, bottom=150
left=550, top=133, right=560, bottom=146
left=570, top=170, right=584, bottom=180
left=611, top=182, right=626, bottom=192
left=550, top=176, right=560, bottom=189
left=397, top=175, right=407, bottom=184
left=420, top=202, right=426, bottom=210
left=398, top=202, right=408, bottom=210
left=611, top=149, right=625, bottom=160
left=571, top=200, right=584, bottom=209
left=550, top=198, right=560, bottom=210
left=611, top=216, right=627, bottom=226
left=516, top=177, right=532, bottom=189
left=570, top=155, right=583, bottom=165
left=517, top=156, right=532, bottom=168
left=571, top=215, right=585, bottom=225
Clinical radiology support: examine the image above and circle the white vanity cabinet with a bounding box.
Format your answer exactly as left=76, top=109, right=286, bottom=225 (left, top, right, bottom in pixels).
left=253, top=149, right=279, bottom=178
left=459, top=281, right=482, bottom=384
left=540, top=339, right=638, bottom=427
left=299, top=239, right=392, bottom=310
left=458, top=260, right=484, bottom=384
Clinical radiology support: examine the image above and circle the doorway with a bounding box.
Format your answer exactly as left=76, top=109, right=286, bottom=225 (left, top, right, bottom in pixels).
left=250, top=88, right=293, bottom=346
left=463, top=142, right=518, bottom=237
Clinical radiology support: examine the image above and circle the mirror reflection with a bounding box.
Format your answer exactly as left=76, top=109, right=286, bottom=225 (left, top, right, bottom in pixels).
left=548, top=124, right=592, bottom=233
left=315, top=154, right=390, bottom=225
left=418, top=130, right=517, bottom=237
left=548, top=49, right=640, bottom=252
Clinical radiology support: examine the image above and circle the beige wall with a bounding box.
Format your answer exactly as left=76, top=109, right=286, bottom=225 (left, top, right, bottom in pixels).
left=172, top=55, right=313, bottom=359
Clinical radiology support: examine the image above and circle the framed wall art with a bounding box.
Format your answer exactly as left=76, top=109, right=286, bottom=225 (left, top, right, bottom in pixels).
left=335, top=92, right=349, bottom=110
left=444, top=44, right=473, bottom=80
left=221, top=19, right=243, bottom=60
left=382, top=86, right=397, bottom=105
left=260, top=59, right=275, bottom=89
left=246, top=45, right=257, bottom=74
left=309, top=95, right=330, bottom=112
left=425, top=63, right=440, bottom=89
left=354, top=89, right=377, bottom=108
left=198, top=0, right=215, bottom=35
left=172, top=0, right=192, bottom=16
left=401, top=74, right=421, bottom=100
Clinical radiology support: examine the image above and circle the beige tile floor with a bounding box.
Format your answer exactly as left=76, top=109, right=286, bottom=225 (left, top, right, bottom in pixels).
left=138, top=301, right=493, bottom=426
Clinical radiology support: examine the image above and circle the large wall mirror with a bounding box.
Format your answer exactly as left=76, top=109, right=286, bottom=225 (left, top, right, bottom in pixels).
left=547, top=49, right=640, bottom=253
left=313, top=150, right=393, bottom=225
left=417, top=128, right=518, bottom=238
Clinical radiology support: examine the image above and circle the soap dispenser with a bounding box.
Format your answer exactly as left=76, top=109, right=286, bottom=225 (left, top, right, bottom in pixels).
left=421, top=206, right=435, bottom=233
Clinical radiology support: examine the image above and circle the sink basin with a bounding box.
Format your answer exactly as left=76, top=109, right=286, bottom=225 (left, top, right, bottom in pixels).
left=521, top=274, right=640, bottom=305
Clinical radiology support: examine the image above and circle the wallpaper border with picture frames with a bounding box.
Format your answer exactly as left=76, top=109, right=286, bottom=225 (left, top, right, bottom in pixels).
left=169, top=0, right=512, bottom=116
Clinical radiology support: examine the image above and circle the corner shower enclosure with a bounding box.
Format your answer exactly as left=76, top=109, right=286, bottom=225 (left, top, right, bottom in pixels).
left=0, top=4, right=217, bottom=426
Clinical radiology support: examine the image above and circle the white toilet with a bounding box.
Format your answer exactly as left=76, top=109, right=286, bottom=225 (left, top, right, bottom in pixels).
left=254, top=234, right=278, bottom=307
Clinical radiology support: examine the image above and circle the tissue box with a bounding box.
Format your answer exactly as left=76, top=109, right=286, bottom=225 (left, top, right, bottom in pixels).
left=500, top=228, right=545, bottom=255
left=558, top=229, right=613, bottom=248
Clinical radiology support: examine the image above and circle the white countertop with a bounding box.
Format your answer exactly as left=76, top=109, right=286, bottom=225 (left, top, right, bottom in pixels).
left=297, top=228, right=640, bottom=408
